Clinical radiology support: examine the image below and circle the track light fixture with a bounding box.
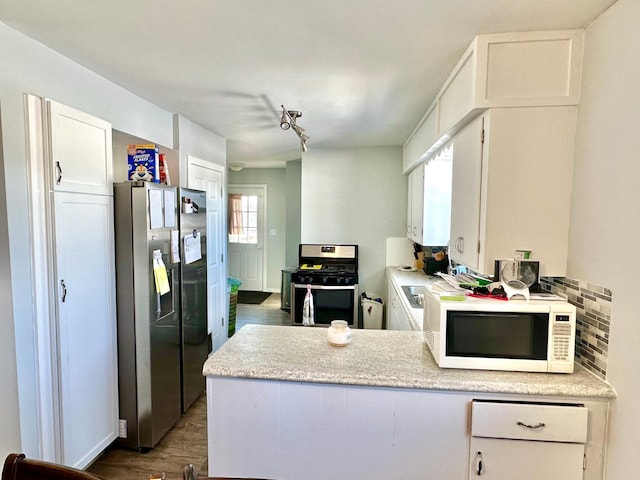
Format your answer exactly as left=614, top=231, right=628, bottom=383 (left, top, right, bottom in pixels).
left=280, top=110, right=290, bottom=130
left=280, top=105, right=309, bottom=151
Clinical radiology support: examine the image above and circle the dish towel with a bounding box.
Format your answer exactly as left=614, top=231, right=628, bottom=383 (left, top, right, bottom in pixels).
left=302, top=284, right=315, bottom=326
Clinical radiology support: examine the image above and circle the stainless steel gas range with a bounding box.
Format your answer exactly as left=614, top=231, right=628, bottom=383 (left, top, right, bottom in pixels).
left=290, top=244, right=359, bottom=327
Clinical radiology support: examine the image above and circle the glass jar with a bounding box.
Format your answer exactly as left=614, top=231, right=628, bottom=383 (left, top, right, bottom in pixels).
left=327, top=320, right=352, bottom=346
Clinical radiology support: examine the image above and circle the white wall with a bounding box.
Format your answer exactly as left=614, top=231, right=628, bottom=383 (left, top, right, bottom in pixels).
left=301, top=147, right=406, bottom=297
left=174, top=114, right=227, bottom=185
left=285, top=160, right=302, bottom=267
left=0, top=21, right=222, bottom=460
left=568, top=1, right=640, bottom=478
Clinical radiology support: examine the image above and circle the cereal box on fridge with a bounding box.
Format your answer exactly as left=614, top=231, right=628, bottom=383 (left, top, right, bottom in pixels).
left=128, top=144, right=160, bottom=183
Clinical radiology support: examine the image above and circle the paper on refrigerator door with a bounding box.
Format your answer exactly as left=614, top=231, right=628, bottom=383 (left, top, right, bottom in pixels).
left=163, top=190, right=176, bottom=228
left=148, top=189, right=163, bottom=229
left=184, top=231, right=202, bottom=265
left=152, top=249, right=170, bottom=295
left=170, top=229, right=181, bottom=263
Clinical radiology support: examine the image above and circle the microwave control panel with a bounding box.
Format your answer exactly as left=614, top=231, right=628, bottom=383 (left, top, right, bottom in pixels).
left=551, top=313, right=574, bottom=362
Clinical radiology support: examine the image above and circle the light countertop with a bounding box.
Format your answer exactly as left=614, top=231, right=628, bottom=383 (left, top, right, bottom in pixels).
left=203, top=324, right=615, bottom=399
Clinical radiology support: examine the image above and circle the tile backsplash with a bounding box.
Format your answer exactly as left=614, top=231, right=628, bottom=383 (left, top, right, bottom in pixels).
left=540, top=277, right=612, bottom=379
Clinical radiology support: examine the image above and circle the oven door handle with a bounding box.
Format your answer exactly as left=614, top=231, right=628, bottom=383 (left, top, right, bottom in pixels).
left=293, top=284, right=357, bottom=290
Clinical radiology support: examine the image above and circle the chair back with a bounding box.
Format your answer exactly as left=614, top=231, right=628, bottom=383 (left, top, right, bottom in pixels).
left=2, top=454, right=104, bottom=480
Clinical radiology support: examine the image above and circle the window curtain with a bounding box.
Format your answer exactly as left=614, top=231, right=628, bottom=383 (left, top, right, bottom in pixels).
left=228, top=194, right=244, bottom=235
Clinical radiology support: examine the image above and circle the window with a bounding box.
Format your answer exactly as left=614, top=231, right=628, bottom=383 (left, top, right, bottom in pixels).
left=228, top=194, right=258, bottom=244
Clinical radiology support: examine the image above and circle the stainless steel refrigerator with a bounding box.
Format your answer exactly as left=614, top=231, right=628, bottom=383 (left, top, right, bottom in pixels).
left=113, top=181, right=181, bottom=450
left=177, top=187, right=208, bottom=413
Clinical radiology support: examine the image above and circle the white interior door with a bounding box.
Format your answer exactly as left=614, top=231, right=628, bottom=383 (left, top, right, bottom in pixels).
left=187, top=156, right=227, bottom=352
left=227, top=185, right=266, bottom=292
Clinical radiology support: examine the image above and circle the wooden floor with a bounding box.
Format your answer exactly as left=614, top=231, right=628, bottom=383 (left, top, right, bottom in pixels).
left=87, top=293, right=288, bottom=480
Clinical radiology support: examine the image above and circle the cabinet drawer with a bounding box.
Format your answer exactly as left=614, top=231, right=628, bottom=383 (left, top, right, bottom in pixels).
left=471, top=401, right=588, bottom=443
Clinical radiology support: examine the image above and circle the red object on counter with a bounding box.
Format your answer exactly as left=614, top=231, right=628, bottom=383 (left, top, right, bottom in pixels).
left=468, top=293, right=508, bottom=301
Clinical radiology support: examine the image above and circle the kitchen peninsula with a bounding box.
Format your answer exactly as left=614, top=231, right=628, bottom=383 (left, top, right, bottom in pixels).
left=204, top=325, right=613, bottom=480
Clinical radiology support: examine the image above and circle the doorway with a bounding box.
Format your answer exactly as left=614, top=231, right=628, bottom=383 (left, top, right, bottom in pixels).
left=186, top=156, right=227, bottom=353
left=227, top=185, right=267, bottom=292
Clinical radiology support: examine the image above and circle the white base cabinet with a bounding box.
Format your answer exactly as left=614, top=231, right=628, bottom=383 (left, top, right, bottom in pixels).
left=468, top=401, right=588, bottom=480
left=469, top=437, right=585, bottom=480
left=207, top=378, right=608, bottom=480
left=386, top=280, right=411, bottom=331
left=208, top=378, right=471, bottom=480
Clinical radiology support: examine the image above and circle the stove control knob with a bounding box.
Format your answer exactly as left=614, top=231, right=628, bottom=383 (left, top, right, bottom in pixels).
left=322, top=276, right=328, bottom=284
left=336, top=277, right=343, bottom=284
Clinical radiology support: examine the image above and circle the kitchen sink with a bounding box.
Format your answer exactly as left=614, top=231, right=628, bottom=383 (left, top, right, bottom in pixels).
left=401, top=286, right=425, bottom=309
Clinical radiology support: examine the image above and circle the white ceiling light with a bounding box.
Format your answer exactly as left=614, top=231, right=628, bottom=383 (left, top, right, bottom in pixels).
left=281, top=105, right=309, bottom=152
left=228, top=163, right=245, bottom=171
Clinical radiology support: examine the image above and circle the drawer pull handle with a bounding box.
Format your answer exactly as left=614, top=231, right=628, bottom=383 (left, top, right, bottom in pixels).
left=475, top=451, right=483, bottom=476
left=517, top=421, right=546, bottom=429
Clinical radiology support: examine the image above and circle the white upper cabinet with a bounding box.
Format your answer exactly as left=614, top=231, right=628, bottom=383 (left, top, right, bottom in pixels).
left=403, top=30, right=583, bottom=172
left=408, top=165, right=424, bottom=243
left=450, top=107, right=577, bottom=277
left=403, top=105, right=438, bottom=172
left=475, top=30, right=583, bottom=108
left=422, top=146, right=452, bottom=246
left=407, top=145, right=453, bottom=247
left=47, top=100, right=113, bottom=195
left=449, top=117, right=484, bottom=269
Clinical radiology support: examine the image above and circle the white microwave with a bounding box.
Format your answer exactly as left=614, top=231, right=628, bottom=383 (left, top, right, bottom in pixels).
left=423, top=290, right=576, bottom=373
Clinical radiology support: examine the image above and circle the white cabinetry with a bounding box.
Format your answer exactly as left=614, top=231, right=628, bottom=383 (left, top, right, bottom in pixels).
left=208, top=376, right=608, bottom=480
left=402, top=30, right=583, bottom=173
left=407, top=147, right=452, bottom=247
left=47, top=100, right=113, bottom=195
left=423, top=146, right=452, bottom=246
left=450, top=107, right=577, bottom=276
left=407, top=165, right=423, bottom=243
left=53, top=192, right=118, bottom=468
left=468, top=401, right=588, bottom=480
left=403, top=105, right=438, bottom=172
left=386, top=280, right=411, bottom=331
left=449, top=116, right=484, bottom=269
left=41, top=99, right=118, bottom=468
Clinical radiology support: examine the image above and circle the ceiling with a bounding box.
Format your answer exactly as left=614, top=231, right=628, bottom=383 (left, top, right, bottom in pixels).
left=0, top=0, right=616, bottom=168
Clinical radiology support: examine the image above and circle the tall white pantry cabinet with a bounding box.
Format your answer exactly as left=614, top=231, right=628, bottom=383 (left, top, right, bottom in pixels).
left=36, top=99, right=119, bottom=468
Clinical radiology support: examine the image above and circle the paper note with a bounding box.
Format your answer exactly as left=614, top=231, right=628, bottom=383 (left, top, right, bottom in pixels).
left=148, top=189, right=163, bottom=229
left=184, top=232, right=202, bottom=265
left=163, top=190, right=176, bottom=228
left=170, top=229, right=180, bottom=263
left=152, top=249, right=170, bottom=295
